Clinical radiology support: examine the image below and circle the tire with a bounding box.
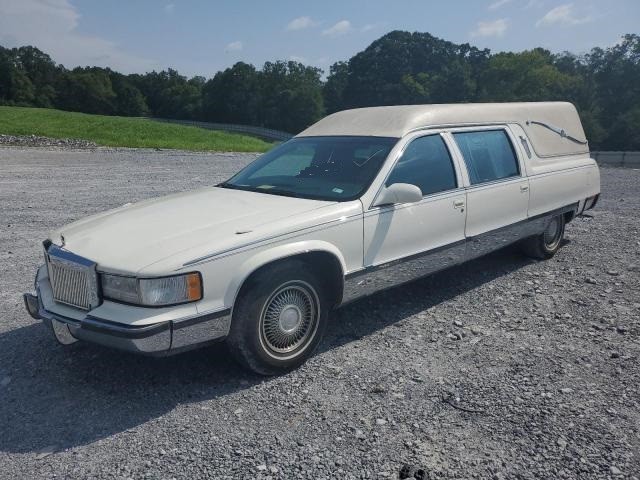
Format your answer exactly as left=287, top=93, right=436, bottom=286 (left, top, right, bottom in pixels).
left=226, top=260, right=329, bottom=375
left=520, top=214, right=565, bottom=260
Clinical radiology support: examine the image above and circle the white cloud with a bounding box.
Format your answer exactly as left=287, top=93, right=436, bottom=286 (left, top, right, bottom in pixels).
left=288, top=55, right=308, bottom=64
left=225, top=41, right=243, bottom=53
left=361, top=24, right=378, bottom=33
left=488, top=0, right=511, bottom=10
left=525, top=0, right=543, bottom=8
left=536, top=3, right=594, bottom=27
left=322, top=20, right=352, bottom=37
left=286, top=16, right=316, bottom=31
left=163, top=3, right=175, bottom=14
left=0, top=0, right=157, bottom=73
left=470, top=18, right=509, bottom=38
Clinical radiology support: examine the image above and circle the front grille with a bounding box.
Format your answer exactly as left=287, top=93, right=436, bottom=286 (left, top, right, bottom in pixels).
left=46, top=245, right=99, bottom=310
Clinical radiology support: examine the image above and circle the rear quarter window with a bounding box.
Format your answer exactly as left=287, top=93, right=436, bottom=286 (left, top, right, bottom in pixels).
left=453, top=130, right=520, bottom=185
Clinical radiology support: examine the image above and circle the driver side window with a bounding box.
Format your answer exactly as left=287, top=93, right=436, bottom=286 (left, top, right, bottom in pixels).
left=248, top=145, right=314, bottom=179
left=386, top=134, right=457, bottom=196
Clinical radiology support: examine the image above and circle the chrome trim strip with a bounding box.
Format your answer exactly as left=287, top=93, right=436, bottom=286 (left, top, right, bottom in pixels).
left=182, top=213, right=362, bottom=267
left=342, top=239, right=466, bottom=304
left=345, top=239, right=466, bottom=280
left=341, top=203, right=578, bottom=305
left=406, top=122, right=520, bottom=135
left=462, top=175, right=525, bottom=192
left=170, top=308, right=233, bottom=350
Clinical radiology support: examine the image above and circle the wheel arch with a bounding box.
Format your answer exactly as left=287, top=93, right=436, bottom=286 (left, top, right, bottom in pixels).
left=224, top=241, right=347, bottom=314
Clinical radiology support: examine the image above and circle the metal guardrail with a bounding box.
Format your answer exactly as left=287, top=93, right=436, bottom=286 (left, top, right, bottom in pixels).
left=592, top=151, right=640, bottom=167
left=152, top=118, right=294, bottom=142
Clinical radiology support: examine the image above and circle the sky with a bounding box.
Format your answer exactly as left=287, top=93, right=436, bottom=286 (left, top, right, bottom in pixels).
left=0, top=0, right=638, bottom=78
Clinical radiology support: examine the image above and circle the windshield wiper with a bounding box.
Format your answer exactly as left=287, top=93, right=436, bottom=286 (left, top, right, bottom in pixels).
left=254, top=188, right=306, bottom=199
left=218, top=182, right=308, bottom=199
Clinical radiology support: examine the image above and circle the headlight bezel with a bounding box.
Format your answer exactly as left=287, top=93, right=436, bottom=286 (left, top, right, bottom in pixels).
left=99, top=271, right=203, bottom=307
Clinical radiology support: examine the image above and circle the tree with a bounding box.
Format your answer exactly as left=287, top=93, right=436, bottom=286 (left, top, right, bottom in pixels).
left=55, top=68, right=116, bottom=114
left=259, top=61, right=324, bottom=132
left=202, top=62, right=261, bottom=125
left=477, top=49, right=580, bottom=102
left=585, top=34, right=640, bottom=150
left=332, top=31, right=489, bottom=108
left=129, top=69, right=202, bottom=119
left=323, top=61, right=349, bottom=114
left=110, top=73, right=148, bottom=116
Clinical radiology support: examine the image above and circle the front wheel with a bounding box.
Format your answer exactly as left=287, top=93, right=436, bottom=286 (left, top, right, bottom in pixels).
left=520, top=214, right=565, bottom=259
left=227, top=260, right=329, bottom=375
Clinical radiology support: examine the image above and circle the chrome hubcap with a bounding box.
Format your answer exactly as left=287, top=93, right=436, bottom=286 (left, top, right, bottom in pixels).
left=279, top=305, right=302, bottom=332
left=260, top=282, right=319, bottom=356
left=543, top=217, right=562, bottom=250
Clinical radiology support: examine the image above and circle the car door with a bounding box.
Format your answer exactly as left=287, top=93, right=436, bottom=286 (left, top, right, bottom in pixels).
left=359, top=132, right=467, bottom=291
left=447, top=127, right=530, bottom=260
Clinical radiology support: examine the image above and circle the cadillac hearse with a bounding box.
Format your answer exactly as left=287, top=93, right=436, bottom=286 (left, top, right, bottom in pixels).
left=23, top=102, right=600, bottom=374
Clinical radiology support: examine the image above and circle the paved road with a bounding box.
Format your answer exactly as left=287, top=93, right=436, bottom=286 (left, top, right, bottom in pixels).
left=0, top=147, right=638, bottom=479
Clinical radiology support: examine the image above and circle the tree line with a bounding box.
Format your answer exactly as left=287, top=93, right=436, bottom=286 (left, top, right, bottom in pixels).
left=1, top=31, right=639, bottom=150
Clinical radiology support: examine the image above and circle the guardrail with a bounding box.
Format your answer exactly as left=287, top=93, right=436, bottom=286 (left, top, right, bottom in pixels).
left=592, top=151, right=640, bottom=167
left=153, top=118, right=294, bottom=142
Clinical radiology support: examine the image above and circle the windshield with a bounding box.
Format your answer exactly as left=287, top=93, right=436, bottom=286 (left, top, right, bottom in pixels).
left=220, top=136, right=398, bottom=201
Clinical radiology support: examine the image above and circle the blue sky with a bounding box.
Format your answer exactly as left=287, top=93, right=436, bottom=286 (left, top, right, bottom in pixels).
left=0, top=0, right=638, bottom=77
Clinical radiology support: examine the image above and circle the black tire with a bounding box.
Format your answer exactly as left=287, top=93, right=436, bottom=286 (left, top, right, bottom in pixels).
left=520, top=214, right=565, bottom=260
left=226, top=260, right=329, bottom=375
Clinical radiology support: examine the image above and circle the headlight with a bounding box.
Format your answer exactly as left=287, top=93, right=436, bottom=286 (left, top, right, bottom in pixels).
left=100, top=272, right=202, bottom=307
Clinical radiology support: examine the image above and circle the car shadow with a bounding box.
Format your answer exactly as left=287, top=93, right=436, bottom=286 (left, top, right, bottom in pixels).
left=0, top=245, right=536, bottom=454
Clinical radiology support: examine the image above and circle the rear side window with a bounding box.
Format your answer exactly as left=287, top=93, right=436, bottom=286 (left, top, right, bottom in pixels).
left=453, top=130, right=520, bottom=185
left=386, top=135, right=457, bottom=196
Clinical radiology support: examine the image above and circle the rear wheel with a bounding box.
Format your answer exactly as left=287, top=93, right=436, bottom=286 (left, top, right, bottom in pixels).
left=521, top=214, right=565, bottom=259
left=227, top=260, right=329, bottom=375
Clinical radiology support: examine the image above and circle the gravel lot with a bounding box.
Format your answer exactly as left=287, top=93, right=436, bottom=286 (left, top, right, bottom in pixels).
left=0, top=146, right=638, bottom=480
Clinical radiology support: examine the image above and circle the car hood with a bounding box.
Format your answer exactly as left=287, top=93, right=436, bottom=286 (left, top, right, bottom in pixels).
left=51, top=187, right=336, bottom=274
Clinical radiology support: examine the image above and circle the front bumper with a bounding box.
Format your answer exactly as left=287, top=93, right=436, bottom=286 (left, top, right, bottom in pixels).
left=24, top=269, right=232, bottom=356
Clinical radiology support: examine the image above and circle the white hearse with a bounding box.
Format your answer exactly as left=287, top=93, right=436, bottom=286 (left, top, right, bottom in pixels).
left=24, top=102, right=600, bottom=374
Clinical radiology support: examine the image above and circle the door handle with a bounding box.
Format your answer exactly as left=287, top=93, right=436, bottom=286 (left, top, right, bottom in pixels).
left=520, top=185, right=529, bottom=193
left=453, top=199, right=465, bottom=209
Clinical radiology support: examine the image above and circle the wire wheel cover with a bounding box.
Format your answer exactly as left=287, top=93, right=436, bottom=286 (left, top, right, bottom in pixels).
left=260, top=282, right=318, bottom=355
left=543, top=217, right=562, bottom=250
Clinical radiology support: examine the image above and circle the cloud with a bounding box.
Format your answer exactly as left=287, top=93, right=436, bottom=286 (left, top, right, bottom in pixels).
left=361, top=24, right=378, bottom=33
left=525, top=0, right=543, bottom=8
left=288, top=55, right=308, bottom=64
left=286, top=16, right=316, bottom=31
left=470, top=18, right=508, bottom=38
left=322, top=20, right=352, bottom=37
left=488, top=0, right=511, bottom=10
left=163, top=3, right=175, bottom=13
left=225, top=41, right=243, bottom=53
left=536, top=3, right=594, bottom=27
left=0, top=0, right=157, bottom=73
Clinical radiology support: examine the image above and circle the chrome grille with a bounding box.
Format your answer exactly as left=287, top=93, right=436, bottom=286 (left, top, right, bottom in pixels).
left=46, top=245, right=99, bottom=310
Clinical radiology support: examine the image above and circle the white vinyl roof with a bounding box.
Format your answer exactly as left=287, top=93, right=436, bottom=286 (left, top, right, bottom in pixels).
left=297, top=102, right=589, bottom=157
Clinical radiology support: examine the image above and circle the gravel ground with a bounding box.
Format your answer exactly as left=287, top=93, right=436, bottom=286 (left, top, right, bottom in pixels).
left=0, top=134, right=98, bottom=149
left=0, top=146, right=638, bottom=480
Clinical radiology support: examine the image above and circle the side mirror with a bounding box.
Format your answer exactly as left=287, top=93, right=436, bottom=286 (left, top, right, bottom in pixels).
left=372, top=183, right=423, bottom=207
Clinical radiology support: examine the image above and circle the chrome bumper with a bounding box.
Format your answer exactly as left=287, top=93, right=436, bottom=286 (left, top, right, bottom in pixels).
left=23, top=291, right=231, bottom=356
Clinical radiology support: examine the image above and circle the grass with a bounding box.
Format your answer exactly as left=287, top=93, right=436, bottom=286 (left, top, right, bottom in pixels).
left=0, top=106, right=274, bottom=152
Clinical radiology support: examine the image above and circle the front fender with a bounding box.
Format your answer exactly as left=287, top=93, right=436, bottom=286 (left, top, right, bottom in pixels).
left=223, top=240, right=347, bottom=308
